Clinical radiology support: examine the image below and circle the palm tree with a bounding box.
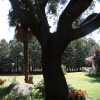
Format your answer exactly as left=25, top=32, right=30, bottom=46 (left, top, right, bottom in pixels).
left=10, top=21, right=33, bottom=82
left=17, top=26, right=33, bottom=82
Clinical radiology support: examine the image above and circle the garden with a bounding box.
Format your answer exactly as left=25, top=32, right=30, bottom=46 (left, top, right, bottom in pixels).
left=0, top=72, right=100, bottom=100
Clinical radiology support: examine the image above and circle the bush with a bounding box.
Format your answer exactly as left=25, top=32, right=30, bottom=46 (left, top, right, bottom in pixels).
left=33, top=80, right=87, bottom=100
left=33, top=79, right=45, bottom=99
left=4, top=81, right=34, bottom=100
left=5, top=80, right=87, bottom=100
left=68, top=84, right=87, bottom=100
left=6, top=90, right=34, bottom=100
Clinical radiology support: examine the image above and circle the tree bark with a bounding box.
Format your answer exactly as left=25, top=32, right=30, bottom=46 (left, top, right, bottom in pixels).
left=42, top=46, right=68, bottom=100
left=23, top=39, right=29, bottom=83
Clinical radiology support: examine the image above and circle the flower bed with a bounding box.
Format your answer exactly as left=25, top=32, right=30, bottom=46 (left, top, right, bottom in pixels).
left=5, top=80, right=88, bottom=100
left=33, top=80, right=87, bottom=100
left=68, top=84, right=87, bottom=100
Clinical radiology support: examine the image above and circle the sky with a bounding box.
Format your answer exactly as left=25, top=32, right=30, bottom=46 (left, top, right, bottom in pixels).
left=0, top=0, right=15, bottom=42
left=0, top=0, right=100, bottom=44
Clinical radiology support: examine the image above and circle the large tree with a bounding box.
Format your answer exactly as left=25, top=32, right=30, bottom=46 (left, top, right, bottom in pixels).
left=8, top=0, right=100, bottom=99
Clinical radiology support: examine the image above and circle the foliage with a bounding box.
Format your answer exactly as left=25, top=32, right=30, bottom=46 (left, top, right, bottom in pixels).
left=0, top=37, right=99, bottom=73
left=0, top=39, right=10, bottom=59
left=6, top=90, right=34, bottom=100
left=9, top=40, right=23, bottom=62
left=72, top=39, right=86, bottom=69
left=29, top=37, right=42, bottom=70
left=9, top=40, right=23, bottom=56
left=62, top=38, right=99, bottom=71
left=33, top=79, right=45, bottom=99
left=33, top=79, right=87, bottom=100
left=0, top=38, right=42, bottom=73
left=4, top=81, right=34, bottom=100
left=0, top=87, right=11, bottom=100
left=0, top=81, right=18, bottom=99
left=0, top=39, right=11, bottom=73
left=3, top=80, right=44, bottom=100
left=68, top=84, right=86, bottom=100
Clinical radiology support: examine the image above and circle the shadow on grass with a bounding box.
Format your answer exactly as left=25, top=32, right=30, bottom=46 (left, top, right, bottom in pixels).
left=0, top=83, right=17, bottom=99
left=86, top=74, right=100, bottom=83
left=0, top=86, right=11, bottom=99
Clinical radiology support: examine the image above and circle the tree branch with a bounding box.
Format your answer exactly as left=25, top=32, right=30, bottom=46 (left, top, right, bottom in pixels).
left=53, top=13, right=100, bottom=54
left=57, top=0, right=93, bottom=32
left=54, top=0, right=93, bottom=52
left=70, top=13, right=100, bottom=40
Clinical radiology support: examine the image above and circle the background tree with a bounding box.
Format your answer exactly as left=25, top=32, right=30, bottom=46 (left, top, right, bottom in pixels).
left=9, top=40, right=23, bottom=73
left=29, top=38, right=41, bottom=72
left=0, top=39, right=10, bottom=73
left=74, top=39, right=86, bottom=71
left=62, top=41, right=76, bottom=71
left=16, top=26, right=33, bottom=83
left=62, top=38, right=92, bottom=72
left=0, top=39, right=10, bottom=59
left=8, top=0, right=100, bottom=99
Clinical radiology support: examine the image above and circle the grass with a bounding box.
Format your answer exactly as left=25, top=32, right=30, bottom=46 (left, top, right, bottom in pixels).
left=0, top=72, right=100, bottom=100
left=0, top=75, right=43, bottom=85
left=65, top=72, right=100, bottom=100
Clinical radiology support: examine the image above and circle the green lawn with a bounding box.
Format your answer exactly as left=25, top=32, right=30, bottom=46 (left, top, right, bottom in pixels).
left=0, top=72, right=100, bottom=100
left=65, top=72, right=100, bottom=100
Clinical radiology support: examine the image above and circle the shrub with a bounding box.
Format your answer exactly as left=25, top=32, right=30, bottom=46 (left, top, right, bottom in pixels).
left=68, top=84, right=87, bottom=100
left=6, top=90, right=34, bottom=100
left=5, top=80, right=87, bottom=100
left=33, top=80, right=87, bottom=100
left=5, top=81, right=34, bottom=100
left=33, top=79, right=45, bottom=99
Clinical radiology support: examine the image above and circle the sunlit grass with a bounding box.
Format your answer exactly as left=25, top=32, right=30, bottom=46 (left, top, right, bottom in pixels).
left=0, top=75, right=43, bottom=86
left=65, top=72, right=100, bottom=100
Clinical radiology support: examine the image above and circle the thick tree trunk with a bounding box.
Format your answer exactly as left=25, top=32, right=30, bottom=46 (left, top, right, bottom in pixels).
left=42, top=48, right=68, bottom=100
